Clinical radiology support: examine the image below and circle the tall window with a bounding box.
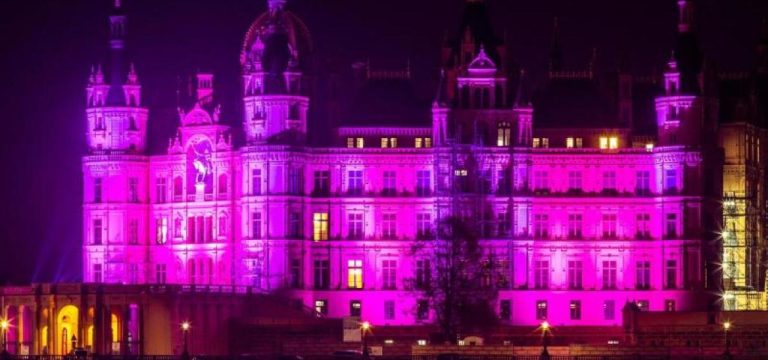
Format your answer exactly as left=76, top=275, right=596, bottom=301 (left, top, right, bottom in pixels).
left=127, top=264, right=138, bottom=284
left=636, top=213, right=651, bottom=239
left=568, top=260, right=583, bottom=289
left=416, top=213, right=432, bottom=239
left=570, top=300, right=582, bottom=320
left=604, top=300, right=615, bottom=320
left=533, top=171, right=548, bottom=191
left=348, top=213, right=363, bottom=239
left=636, top=171, right=650, bottom=195
left=156, top=177, right=167, bottom=203
left=252, top=212, right=262, bottom=239
left=93, top=218, right=103, bottom=245
left=218, top=174, right=228, bottom=197
left=156, top=264, right=167, bottom=284
left=636, top=261, right=651, bottom=290
left=416, top=260, right=431, bottom=289
left=288, top=212, right=301, bottom=239
left=350, top=300, right=362, bottom=317
left=382, top=213, right=396, bottom=239
left=288, top=167, right=303, bottom=195
left=568, top=214, right=583, bottom=239
left=664, top=169, right=678, bottom=193
left=382, top=260, right=397, bottom=289
left=381, top=137, right=397, bottom=148
left=173, top=176, right=183, bottom=201
left=602, top=214, right=617, bottom=238
left=568, top=171, right=582, bottom=192
left=603, top=171, right=616, bottom=192
left=347, top=170, right=363, bottom=195
left=384, top=301, right=395, bottom=320
left=382, top=171, right=397, bottom=196
left=314, top=260, right=329, bottom=289
left=128, top=177, right=139, bottom=202
left=187, top=217, right=196, bottom=243
left=313, top=212, right=329, bottom=241
left=536, top=300, right=548, bottom=320
left=348, top=260, right=363, bottom=289
left=94, top=178, right=103, bottom=203
left=313, top=170, right=330, bottom=195
left=416, top=170, right=431, bottom=196
left=665, top=260, right=677, bottom=289
left=252, top=169, right=262, bottom=195
left=534, top=214, right=549, bottom=238
left=355, top=138, right=364, bottom=148
left=290, top=259, right=302, bottom=288
left=534, top=260, right=549, bottom=289
left=497, top=211, right=510, bottom=237
left=417, top=300, right=429, bottom=320
left=205, top=216, right=213, bottom=242
left=415, top=137, right=432, bottom=148
left=218, top=215, right=228, bottom=237
left=497, top=122, right=511, bottom=146
left=602, top=260, right=617, bottom=290
left=128, top=218, right=139, bottom=245
left=347, top=137, right=355, bottom=148
left=665, top=213, right=678, bottom=238
left=93, top=264, right=103, bottom=283
left=566, top=137, right=575, bottom=148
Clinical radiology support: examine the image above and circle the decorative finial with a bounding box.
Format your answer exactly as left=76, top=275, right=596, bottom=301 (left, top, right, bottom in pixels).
left=268, top=0, right=287, bottom=13
left=114, top=0, right=121, bottom=9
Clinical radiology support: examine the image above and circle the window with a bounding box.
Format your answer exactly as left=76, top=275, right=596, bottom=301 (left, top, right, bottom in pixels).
left=566, top=137, right=574, bottom=148
left=575, top=137, right=583, bottom=148
left=205, top=216, right=213, bottom=242
left=425, top=137, right=432, bottom=148
left=570, top=300, right=582, bottom=320
left=347, top=137, right=355, bottom=148
left=173, top=176, right=183, bottom=201
left=533, top=171, right=548, bottom=191
left=290, top=259, right=302, bottom=289
left=288, top=167, right=303, bottom=195
left=415, top=138, right=423, bottom=148
left=382, top=260, right=397, bottom=289
left=568, top=261, right=583, bottom=289
left=665, top=213, right=677, bottom=238
left=604, top=300, right=615, bottom=320
left=252, top=212, right=262, bottom=239
left=534, top=260, right=549, bottom=289
left=313, top=170, right=330, bottom=196
left=636, top=261, right=651, bottom=290
left=664, top=169, right=677, bottom=193
left=347, top=170, right=363, bottom=195
left=252, top=169, right=262, bottom=195
left=636, top=300, right=649, bottom=311
left=532, top=138, right=541, bottom=148
left=416, top=170, right=431, bottom=196
left=541, top=138, right=550, bottom=148
left=534, top=214, right=549, bottom=238
left=536, top=300, right=548, bottom=320
left=636, top=213, right=651, bottom=239
left=384, top=301, right=395, bottom=320
left=500, top=300, right=511, bottom=321
left=156, top=264, right=167, bottom=284
left=356, top=138, right=364, bottom=148
left=382, top=213, right=396, bottom=239
left=350, top=300, right=362, bottom=317
left=609, top=137, right=619, bottom=149
left=568, top=214, right=583, bottom=239
left=665, top=300, right=676, bottom=312
left=383, top=171, right=397, bottom=195
left=417, top=300, right=429, bottom=320
left=636, top=171, right=650, bottom=195
left=415, top=137, right=433, bottom=148
left=314, top=260, right=329, bottom=289
left=348, top=259, right=363, bottom=289
left=156, top=177, right=167, bottom=203
left=218, top=215, right=228, bottom=237
left=416, top=213, right=432, bottom=239
left=93, top=219, right=103, bottom=245
left=381, top=137, right=397, bottom=148
left=127, top=263, right=138, bottom=284
left=665, top=260, right=677, bottom=289
left=313, top=212, right=329, bottom=241
left=187, top=217, right=195, bottom=243
left=93, top=264, right=103, bottom=283
left=497, top=122, right=511, bottom=146
left=602, top=260, right=617, bottom=289
left=315, top=300, right=328, bottom=315
left=416, top=260, right=431, bottom=289
left=602, top=214, right=617, bottom=238
left=218, top=174, right=228, bottom=197
left=348, top=213, right=363, bottom=239
left=128, top=218, right=139, bottom=245
left=497, top=211, right=510, bottom=237
left=128, top=177, right=139, bottom=202
left=599, top=137, right=608, bottom=149
left=94, top=178, right=103, bottom=203
left=288, top=212, right=301, bottom=239
left=568, top=171, right=582, bottom=192
left=603, top=171, right=616, bottom=192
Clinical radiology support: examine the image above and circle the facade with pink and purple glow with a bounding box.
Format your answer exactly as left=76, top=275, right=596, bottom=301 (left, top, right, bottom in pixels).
left=83, top=0, right=751, bottom=327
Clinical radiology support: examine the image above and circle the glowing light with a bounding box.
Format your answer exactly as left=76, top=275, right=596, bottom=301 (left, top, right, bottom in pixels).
left=723, top=321, right=731, bottom=331
left=361, top=321, right=371, bottom=331
left=541, top=321, right=550, bottom=332
left=417, top=339, right=427, bottom=346
left=181, top=321, right=190, bottom=331
left=384, top=339, right=394, bottom=345
left=0, top=319, right=8, bottom=330
left=645, top=143, right=654, bottom=152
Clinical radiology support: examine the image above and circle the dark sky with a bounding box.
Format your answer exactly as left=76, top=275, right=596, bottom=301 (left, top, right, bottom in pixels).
left=0, top=0, right=765, bottom=284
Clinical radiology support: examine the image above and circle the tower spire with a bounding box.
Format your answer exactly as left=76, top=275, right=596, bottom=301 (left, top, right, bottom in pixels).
left=106, top=0, right=128, bottom=105
left=268, top=0, right=287, bottom=13
left=677, top=0, right=694, bottom=33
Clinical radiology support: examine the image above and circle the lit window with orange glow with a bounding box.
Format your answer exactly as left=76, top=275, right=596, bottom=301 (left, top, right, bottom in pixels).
left=313, top=212, right=328, bottom=241
left=599, top=137, right=608, bottom=149
left=566, top=137, right=574, bottom=149
left=348, top=259, right=363, bottom=289
left=609, top=137, right=619, bottom=149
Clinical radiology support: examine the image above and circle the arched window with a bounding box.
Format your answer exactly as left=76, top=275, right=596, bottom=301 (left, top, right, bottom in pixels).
left=173, top=176, right=183, bottom=201
left=218, top=173, right=228, bottom=196
left=497, top=122, right=511, bottom=147
left=188, top=259, right=196, bottom=285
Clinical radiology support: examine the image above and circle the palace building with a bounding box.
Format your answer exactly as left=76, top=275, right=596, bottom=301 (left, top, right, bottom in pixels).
left=80, top=0, right=768, bottom=330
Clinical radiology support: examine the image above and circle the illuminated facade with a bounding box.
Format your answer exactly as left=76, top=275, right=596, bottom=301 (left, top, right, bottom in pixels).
left=82, top=0, right=758, bottom=327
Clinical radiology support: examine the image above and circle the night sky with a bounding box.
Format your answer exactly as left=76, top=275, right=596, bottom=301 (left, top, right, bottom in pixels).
left=0, top=0, right=765, bottom=284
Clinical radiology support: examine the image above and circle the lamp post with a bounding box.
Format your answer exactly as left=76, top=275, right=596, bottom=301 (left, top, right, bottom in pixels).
left=723, top=321, right=732, bottom=359
left=361, top=321, right=371, bottom=360
left=181, top=321, right=191, bottom=360
left=539, top=321, right=551, bottom=360
left=0, top=319, right=9, bottom=356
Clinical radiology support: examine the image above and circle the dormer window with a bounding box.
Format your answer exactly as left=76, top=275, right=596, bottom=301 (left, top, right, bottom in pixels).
left=599, top=136, right=619, bottom=150
left=381, top=138, right=397, bottom=148
left=497, top=122, right=511, bottom=147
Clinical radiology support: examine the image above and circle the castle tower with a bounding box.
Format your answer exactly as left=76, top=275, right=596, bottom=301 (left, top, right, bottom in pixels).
left=82, top=0, right=150, bottom=284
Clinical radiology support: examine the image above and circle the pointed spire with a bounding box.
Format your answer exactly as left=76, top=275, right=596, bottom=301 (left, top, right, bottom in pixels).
left=549, top=17, right=563, bottom=72
left=666, top=51, right=678, bottom=71
left=514, top=69, right=531, bottom=108
left=95, top=64, right=105, bottom=84
left=268, top=0, right=287, bottom=13
left=127, top=63, right=138, bottom=84
left=677, top=0, right=694, bottom=33
left=433, top=69, right=451, bottom=108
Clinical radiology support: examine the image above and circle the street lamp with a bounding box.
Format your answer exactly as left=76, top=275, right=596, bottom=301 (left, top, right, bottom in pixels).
left=539, top=321, right=551, bottom=360
left=0, top=319, right=9, bottom=355
left=181, top=321, right=191, bottom=359
left=723, top=321, right=732, bottom=359
left=361, top=321, right=371, bottom=360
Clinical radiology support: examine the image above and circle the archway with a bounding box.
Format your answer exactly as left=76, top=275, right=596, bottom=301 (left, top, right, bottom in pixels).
left=56, top=305, right=79, bottom=355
